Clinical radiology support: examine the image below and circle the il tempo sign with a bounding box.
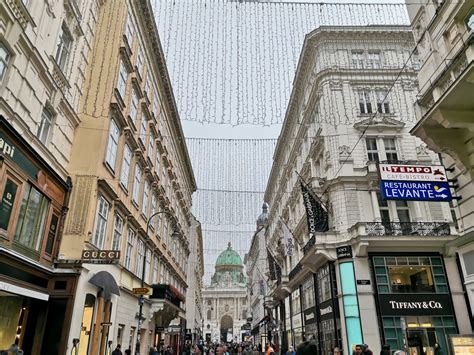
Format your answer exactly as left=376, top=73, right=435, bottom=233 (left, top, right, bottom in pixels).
left=378, top=163, right=452, bottom=202
left=379, top=163, right=448, bottom=182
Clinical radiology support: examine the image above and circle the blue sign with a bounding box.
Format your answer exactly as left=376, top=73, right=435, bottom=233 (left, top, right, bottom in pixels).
left=380, top=180, right=452, bottom=202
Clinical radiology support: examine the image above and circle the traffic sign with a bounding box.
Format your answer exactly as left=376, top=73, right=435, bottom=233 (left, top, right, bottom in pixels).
left=133, top=287, right=150, bottom=295
left=380, top=181, right=452, bottom=202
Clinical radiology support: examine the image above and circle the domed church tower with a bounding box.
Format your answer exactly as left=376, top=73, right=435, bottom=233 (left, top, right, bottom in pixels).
left=210, top=242, right=247, bottom=288
left=203, top=243, right=248, bottom=343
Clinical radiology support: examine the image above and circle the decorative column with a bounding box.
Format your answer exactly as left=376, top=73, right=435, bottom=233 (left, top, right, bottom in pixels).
left=370, top=190, right=382, bottom=222
left=99, top=300, right=112, bottom=354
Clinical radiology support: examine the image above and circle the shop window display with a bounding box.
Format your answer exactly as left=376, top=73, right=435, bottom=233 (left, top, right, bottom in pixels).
left=373, top=256, right=448, bottom=294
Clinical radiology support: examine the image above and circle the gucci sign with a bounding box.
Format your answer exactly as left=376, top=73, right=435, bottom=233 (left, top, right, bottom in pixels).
left=81, top=250, right=120, bottom=263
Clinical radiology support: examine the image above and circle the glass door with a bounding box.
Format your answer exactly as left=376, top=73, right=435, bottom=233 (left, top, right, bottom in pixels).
left=407, top=328, right=437, bottom=355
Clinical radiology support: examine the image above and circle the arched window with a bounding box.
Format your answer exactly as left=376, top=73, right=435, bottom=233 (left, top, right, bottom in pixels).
left=207, top=309, right=212, bottom=320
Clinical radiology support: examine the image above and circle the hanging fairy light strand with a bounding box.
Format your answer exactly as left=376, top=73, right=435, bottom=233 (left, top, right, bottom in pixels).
left=152, top=0, right=410, bottom=126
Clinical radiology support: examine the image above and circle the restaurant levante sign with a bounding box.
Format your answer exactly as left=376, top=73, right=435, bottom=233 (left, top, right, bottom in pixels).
left=378, top=163, right=452, bottom=202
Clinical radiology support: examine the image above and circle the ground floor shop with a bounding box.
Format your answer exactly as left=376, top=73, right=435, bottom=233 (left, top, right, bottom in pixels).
left=274, top=247, right=472, bottom=355
left=0, top=250, right=78, bottom=354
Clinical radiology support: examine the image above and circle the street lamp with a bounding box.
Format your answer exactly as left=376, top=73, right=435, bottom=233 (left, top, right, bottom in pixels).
left=135, top=211, right=181, bottom=355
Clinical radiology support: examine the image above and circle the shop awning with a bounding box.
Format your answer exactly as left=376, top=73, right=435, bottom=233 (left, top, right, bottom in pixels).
left=0, top=281, right=49, bottom=301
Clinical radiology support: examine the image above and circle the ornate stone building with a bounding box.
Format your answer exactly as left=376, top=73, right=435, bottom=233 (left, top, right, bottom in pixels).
left=203, top=243, right=248, bottom=344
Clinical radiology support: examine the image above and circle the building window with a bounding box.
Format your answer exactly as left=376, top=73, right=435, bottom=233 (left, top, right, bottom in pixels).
left=37, top=108, right=54, bottom=144
left=0, top=43, right=10, bottom=81
left=137, top=46, right=144, bottom=75
left=136, top=239, right=145, bottom=276
left=152, top=94, right=159, bottom=118
left=125, top=228, right=135, bottom=270
left=145, top=249, right=151, bottom=282
left=317, top=265, right=331, bottom=304
left=366, top=138, right=379, bottom=162
left=396, top=200, right=411, bottom=224
left=139, top=116, right=147, bottom=143
left=120, top=144, right=132, bottom=190
left=55, top=25, right=72, bottom=71
left=377, top=192, right=391, bottom=225
left=92, top=196, right=109, bottom=249
left=150, top=195, right=157, bottom=230
left=14, top=184, right=50, bottom=251
left=105, top=120, right=120, bottom=170
left=383, top=138, right=398, bottom=161
left=112, top=214, right=123, bottom=250
left=351, top=51, right=364, bottom=69
left=376, top=91, right=391, bottom=114
left=130, top=91, right=139, bottom=124
left=144, top=75, right=151, bottom=98
left=367, top=51, right=381, bottom=69
left=359, top=91, right=372, bottom=114
left=152, top=255, right=159, bottom=284
left=463, top=250, right=474, bottom=275
left=465, top=9, right=474, bottom=31
left=373, top=256, right=447, bottom=294
left=148, top=131, right=155, bottom=160
left=124, top=14, right=134, bottom=46
left=155, top=154, right=161, bottom=175
left=142, top=180, right=150, bottom=216
left=117, top=61, right=128, bottom=99
left=132, top=164, right=142, bottom=205
left=302, top=277, right=315, bottom=310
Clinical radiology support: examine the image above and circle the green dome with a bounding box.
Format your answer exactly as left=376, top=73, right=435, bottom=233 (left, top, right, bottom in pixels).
left=215, top=243, right=243, bottom=267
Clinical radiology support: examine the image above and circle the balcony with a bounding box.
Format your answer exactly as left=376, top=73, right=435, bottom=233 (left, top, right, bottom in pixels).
left=361, top=222, right=451, bottom=237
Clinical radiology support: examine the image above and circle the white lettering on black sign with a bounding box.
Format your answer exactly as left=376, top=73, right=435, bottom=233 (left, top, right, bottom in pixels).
left=388, top=300, right=443, bottom=310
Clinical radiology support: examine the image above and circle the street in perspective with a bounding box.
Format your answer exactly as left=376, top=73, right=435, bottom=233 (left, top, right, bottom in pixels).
left=0, top=0, right=473, bottom=354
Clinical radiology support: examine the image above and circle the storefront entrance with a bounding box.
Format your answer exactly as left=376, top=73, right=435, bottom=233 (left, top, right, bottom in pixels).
left=407, top=328, right=437, bottom=355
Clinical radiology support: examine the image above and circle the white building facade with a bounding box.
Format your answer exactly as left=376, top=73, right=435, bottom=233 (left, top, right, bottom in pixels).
left=264, top=25, right=473, bottom=355
left=405, top=0, right=474, bottom=321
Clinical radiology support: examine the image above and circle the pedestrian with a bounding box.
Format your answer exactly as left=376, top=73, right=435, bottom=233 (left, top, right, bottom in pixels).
left=296, top=341, right=318, bottom=355
left=265, top=343, right=275, bottom=355
left=362, top=344, right=374, bottom=355
left=125, top=349, right=132, bottom=355
left=380, top=344, right=390, bottom=355
left=7, top=345, right=20, bottom=355
left=165, top=346, right=173, bottom=355
left=354, top=345, right=364, bottom=355
left=112, top=344, right=123, bottom=355
left=150, top=346, right=160, bottom=355
left=195, top=344, right=205, bottom=355
left=251, top=345, right=259, bottom=355
left=286, top=345, right=296, bottom=355
left=334, top=347, right=341, bottom=355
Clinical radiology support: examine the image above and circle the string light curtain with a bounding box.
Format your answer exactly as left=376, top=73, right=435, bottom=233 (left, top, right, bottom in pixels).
left=152, top=0, right=410, bottom=126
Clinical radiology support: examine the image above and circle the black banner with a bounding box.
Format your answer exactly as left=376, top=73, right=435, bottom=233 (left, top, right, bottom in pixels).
left=378, top=294, right=453, bottom=316
left=267, top=249, right=281, bottom=281
left=300, top=182, right=329, bottom=234
left=336, top=245, right=353, bottom=260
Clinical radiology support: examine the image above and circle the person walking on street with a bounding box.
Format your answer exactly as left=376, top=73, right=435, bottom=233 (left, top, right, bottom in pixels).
left=296, top=341, right=318, bottom=355
left=265, top=344, right=275, bottom=355
left=112, top=345, right=123, bottom=355
left=286, top=345, right=296, bottom=355
left=380, top=344, right=390, bottom=355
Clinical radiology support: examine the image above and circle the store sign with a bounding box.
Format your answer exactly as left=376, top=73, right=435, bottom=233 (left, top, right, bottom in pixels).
left=380, top=181, right=452, bottom=202
left=0, top=179, right=18, bottom=230
left=320, top=305, right=333, bottom=316
left=0, top=132, right=39, bottom=180
left=379, top=164, right=448, bottom=182
left=304, top=307, right=317, bottom=325
left=378, top=294, right=453, bottom=316
left=81, top=250, right=120, bottom=263
left=378, top=163, right=452, bottom=202
left=357, top=280, right=371, bottom=285
left=336, top=245, right=352, bottom=260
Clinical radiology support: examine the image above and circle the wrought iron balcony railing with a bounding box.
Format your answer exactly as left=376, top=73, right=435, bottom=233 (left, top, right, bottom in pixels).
left=289, top=262, right=302, bottom=280
left=364, top=222, right=450, bottom=237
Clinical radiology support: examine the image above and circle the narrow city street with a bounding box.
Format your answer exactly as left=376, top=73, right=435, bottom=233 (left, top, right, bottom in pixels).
left=0, top=0, right=473, bottom=355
